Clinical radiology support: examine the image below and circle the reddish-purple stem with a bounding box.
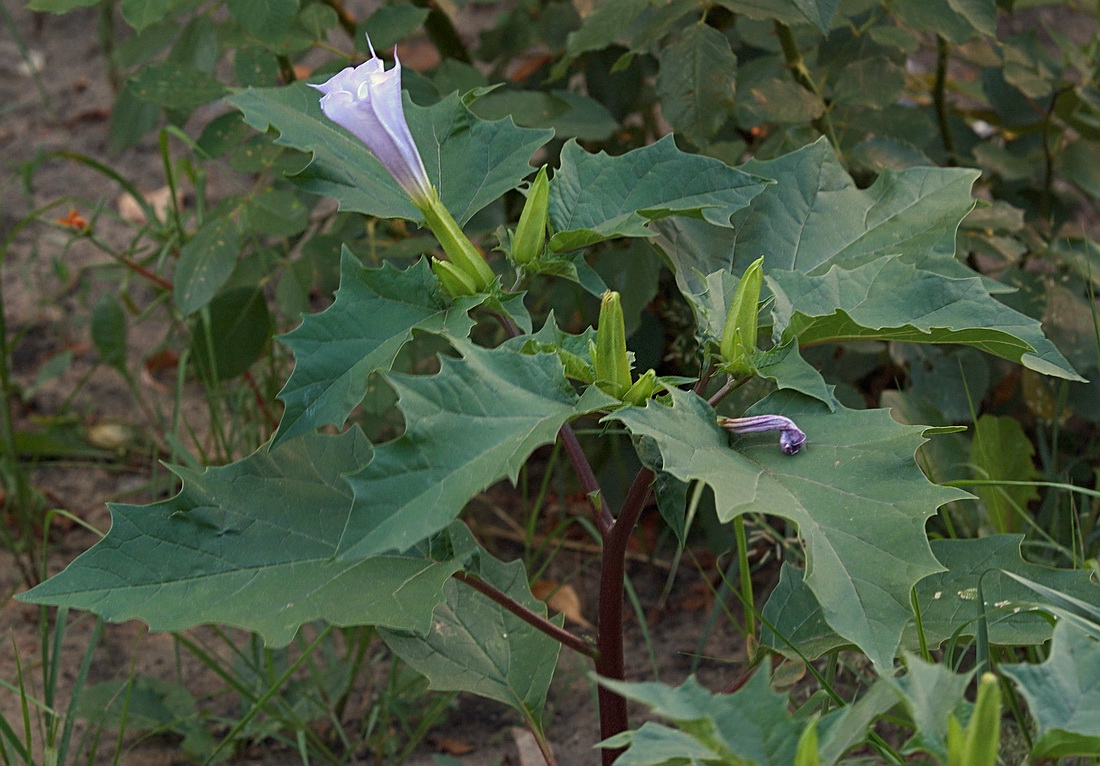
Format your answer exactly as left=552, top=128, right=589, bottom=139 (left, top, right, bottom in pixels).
left=595, top=466, right=654, bottom=764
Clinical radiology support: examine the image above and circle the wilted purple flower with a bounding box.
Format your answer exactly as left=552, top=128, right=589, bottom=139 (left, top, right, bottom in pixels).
left=718, top=414, right=807, bottom=455
left=310, top=39, right=433, bottom=205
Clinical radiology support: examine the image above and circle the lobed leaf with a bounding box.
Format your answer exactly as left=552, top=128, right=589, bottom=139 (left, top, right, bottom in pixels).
left=613, top=389, right=966, bottom=669
left=273, top=254, right=482, bottom=446
left=548, top=136, right=771, bottom=251
left=380, top=524, right=561, bottom=720
left=20, top=431, right=460, bottom=646
left=335, top=341, right=611, bottom=559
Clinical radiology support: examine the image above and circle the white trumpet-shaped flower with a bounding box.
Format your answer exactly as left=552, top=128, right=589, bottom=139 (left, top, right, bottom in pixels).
left=310, top=40, right=433, bottom=205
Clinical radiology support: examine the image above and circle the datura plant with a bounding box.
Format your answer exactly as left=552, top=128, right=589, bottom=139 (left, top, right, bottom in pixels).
left=22, top=34, right=1092, bottom=766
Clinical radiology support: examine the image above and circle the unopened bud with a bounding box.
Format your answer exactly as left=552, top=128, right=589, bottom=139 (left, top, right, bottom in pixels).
left=719, top=257, right=764, bottom=375
left=511, top=166, right=550, bottom=265
left=593, top=291, right=632, bottom=399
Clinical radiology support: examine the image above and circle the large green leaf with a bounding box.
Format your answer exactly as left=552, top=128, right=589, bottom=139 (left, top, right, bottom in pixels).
left=612, top=389, right=966, bottom=669
left=19, top=431, right=461, bottom=646
left=273, top=254, right=482, bottom=446
left=762, top=535, right=1100, bottom=660
left=1002, top=620, right=1100, bottom=760
left=767, top=256, right=1083, bottom=380
left=598, top=671, right=803, bottom=765
left=733, top=139, right=980, bottom=275
left=228, top=84, right=553, bottom=225
left=547, top=136, right=771, bottom=251
left=335, top=342, right=611, bottom=560
left=380, top=524, right=560, bottom=721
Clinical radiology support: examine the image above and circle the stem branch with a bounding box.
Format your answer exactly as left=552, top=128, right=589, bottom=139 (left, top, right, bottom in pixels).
left=453, top=572, right=598, bottom=660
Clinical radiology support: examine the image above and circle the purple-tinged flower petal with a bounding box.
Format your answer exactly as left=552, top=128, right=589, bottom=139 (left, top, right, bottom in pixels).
left=718, top=414, right=807, bottom=455
left=310, top=39, right=433, bottom=205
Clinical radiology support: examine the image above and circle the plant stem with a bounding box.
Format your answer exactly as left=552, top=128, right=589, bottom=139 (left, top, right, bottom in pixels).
left=559, top=423, right=615, bottom=534
left=774, top=22, right=840, bottom=152
left=596, top=466, right=654, bottom=765
left=733, top=516, right=755, bottom=641
left=452, top=572, right=598, bottom=659
left=933, top=35, right=957, bottom=163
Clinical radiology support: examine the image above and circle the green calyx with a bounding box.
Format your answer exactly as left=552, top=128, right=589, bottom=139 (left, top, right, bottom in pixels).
left=510, top=166, right=550, bottom=265
left=418, top=192, right=496, bottom=292
left=431, top=257, right=478, bottom=297
left=719, top=256, right=764, bottom=376
left=593, top=290, right=633, bottom=400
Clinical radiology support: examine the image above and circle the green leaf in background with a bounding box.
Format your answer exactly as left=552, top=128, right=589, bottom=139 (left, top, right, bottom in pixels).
left=598, top=671, right=802, bottom=765
left=767, top=256, right=1083, bottom=380
left=336, top=342, right=610, bottom=559
left=274, top=254, right=482, bottom=446
left=129, top=61, right=228, bottom=109
left=175, top=216, right=241, bottom=315
left=612, top=389, right=966, bottom=669
left=469, top=89, right=618, bottom=142
left=19, top=431, right=462, bottom=646
left=76, top=677, right=214, bottom=759
left=229, top=85, right=553, bottom=225
left=1002, top=620, right=1100, bottom=760
left=735, top=139, right=979, bottom=274
left=764, top=534, right=1100, bottom=661
left=969, top=415, right=1040, bottom=533
left=907, top=535, right=1100, bottom=650
left=360, top=5, right=431, bottom=49
left=656, top=24, right=736, bottom=146
left=118, top=0, right=174, bottom=31
left=380, top=524, right=560, bottom=723
left=548, top=136, right=771, bottom=251
left=191, top=287, right=271, bottom=381
left=91, top=293, right=128, bottom=373
left=228, top=0, right=313, bottom=52
left=791, top=0, right=841, bottom=34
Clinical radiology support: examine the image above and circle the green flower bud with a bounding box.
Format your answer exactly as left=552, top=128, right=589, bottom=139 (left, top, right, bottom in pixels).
left=511, top=166, right=550, bottom=265
left=594, top=290, right=632, bottom=399
left=419, top=192, right=496, bottom=292
left=794, top=718, right=820, bottom=766
left=949, top=673, right=1001, bottom=766
left=432, top=256, right=478, bottom=297
left=719, top=256, right=764, bottom=375
left=622, top=368, right=658, bottom=406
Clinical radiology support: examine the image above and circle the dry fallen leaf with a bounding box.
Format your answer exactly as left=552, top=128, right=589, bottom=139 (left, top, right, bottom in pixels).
left=117, top=185, right=177, bottom=224
left=531, top=580, right=592, bottom=628
left=437, top=737, right=475, bottom=755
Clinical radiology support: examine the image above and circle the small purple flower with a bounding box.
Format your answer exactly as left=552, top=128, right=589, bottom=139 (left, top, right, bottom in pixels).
left=718, top=414, right=807, bottom=455
left=310, top=39, right=433, bottom=205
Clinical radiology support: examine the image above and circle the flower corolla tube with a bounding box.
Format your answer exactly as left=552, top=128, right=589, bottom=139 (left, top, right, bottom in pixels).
left=718, top=414, right=807, bottom=455
left=310, top=39, right=433, bottom=205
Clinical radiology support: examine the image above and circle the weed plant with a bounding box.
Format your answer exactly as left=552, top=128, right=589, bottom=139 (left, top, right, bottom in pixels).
left=3, top=0, right=1100, bottom=764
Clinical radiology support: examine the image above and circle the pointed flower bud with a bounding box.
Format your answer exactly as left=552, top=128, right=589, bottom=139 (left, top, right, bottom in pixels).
left=719, top=257, right=764, bottom=376
left=431, top=257, right=478, bottom=297
left=593, top=291, right=632, bottom=400
left=718, top=414, right=807, bottom=455
left=511, top=166, right=550, bottom=265
left=311, top=39, right=433, bottom=206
